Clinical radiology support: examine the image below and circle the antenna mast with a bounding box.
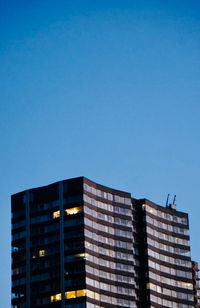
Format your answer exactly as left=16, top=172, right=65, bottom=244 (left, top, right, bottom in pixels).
left=166, top=194, right=170, bottom=207
left=173, top=195, right=176, bottom=205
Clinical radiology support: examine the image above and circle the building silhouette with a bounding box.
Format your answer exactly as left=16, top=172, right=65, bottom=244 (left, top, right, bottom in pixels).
left=11, top=177, right=199, bottom=308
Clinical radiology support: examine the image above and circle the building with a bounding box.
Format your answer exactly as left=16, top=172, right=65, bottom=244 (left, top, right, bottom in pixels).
left=192, top=261, right=200, bottom=307
left=11, top=177, right=197, bottom=308
left=133, top=199, right=195, bottom=307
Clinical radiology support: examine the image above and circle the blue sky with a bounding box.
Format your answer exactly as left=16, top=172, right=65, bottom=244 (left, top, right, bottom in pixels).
left=1, top=0, right=200, bottom=305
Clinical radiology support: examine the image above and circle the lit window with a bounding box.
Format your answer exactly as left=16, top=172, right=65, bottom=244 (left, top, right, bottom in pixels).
left=39, top=250, right=45, bottom=257
left=65, top=289, right=87, bottom=299
left=53, top=210, right=60, bottom=218
left=65, top=207, right=82, bottom=215
left=51, top=293, right=61, bottom=302
left=77, top=289, right=87, bottom=297
left=75, top=253, right=87, bottom=259
left=142, top=204, right=146, bottom=211
left=66, top=291, right=76, bottom=299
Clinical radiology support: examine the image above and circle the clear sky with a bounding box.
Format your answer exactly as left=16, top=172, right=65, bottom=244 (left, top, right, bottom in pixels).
left=1, top=0, right=200, bottom=305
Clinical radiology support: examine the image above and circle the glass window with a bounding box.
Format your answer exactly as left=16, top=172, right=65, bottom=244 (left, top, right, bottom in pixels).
left=65, top=207, right=82, bottom=215
left=39, top=250, right=45, bottom=257
left=142, top=204, right=146, bottom=211
left=66, top=291, right=76, bottom=299
left=76, top=289, right=86, bottom=297
left=51, top=293, right=61, bottom=302
left=53, top=210, right=60, bottom=218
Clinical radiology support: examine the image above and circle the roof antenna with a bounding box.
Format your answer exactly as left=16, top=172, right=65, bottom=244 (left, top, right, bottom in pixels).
left=166, top=194, right=170, bottom=208
left=173, top=195, right=176, bottom=205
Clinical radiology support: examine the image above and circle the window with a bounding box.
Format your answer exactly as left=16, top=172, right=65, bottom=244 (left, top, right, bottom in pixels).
left=51, top=293, right=61, bottom=302
left=77, top=289, right=86, bottom=297
left=39, top=250, right=45, bottom=257
left=66, top=291, right=76, bottom=299
left=75, top=253, right=86, bottom=259
left=65, top=289, right=87, bottom=299
left=65, top=207, right=82, bottom=215
left=53, top=210, right=60, bottom=218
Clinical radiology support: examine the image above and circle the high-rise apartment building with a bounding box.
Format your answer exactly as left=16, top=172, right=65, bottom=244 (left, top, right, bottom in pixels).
left=11, top=177, right=198, bottom=308
left=192, top=262, right=200, bottom=307
left=133, top=199, right=196, bottom=307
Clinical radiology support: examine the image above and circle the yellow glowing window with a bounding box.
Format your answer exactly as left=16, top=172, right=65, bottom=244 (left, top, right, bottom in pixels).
left=39, top=250, right=45, bottom=257
left=51, top=293, right=61, bottom=302
left=77, top=289, right=87, bottom=297
left=65, top=207, right=82, bottom=215
left=142, top=204, right=146, bottom=211
left=66, top=291, right=76, bottom=299
left=53, top=210, right=60, bottom=218
left=75, top=253, right=86, bottom=259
